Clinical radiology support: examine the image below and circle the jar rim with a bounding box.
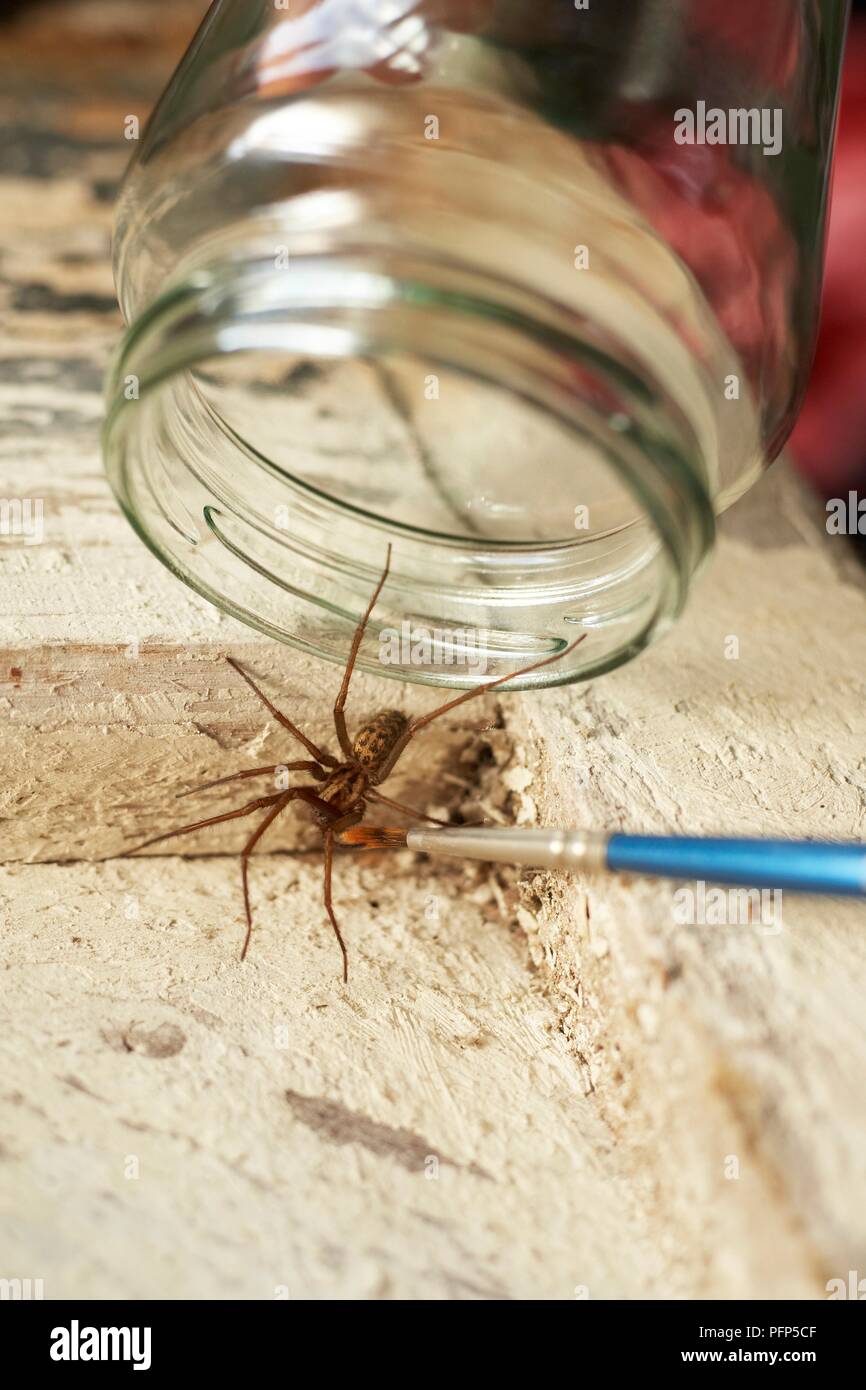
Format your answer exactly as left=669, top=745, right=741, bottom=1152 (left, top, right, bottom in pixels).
left=103, top=249, right=716, bottom=688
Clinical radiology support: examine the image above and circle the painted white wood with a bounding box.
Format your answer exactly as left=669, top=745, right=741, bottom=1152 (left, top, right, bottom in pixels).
left=2, top=451, right=865, bottom=1297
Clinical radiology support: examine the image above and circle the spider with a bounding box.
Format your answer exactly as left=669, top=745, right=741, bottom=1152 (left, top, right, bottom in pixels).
left=124, top=548, right=586, bottom=980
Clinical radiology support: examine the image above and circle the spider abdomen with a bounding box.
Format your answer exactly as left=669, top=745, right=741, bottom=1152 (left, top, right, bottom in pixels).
left=352, top=709, right=408, bottom=774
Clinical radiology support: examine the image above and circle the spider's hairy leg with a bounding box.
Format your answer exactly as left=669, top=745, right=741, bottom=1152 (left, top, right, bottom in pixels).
left=322, top=832, right=348, bottom=982
left=124, top=782, right=340, bottom=860
left=177, top=761, right=326, bottom=800
left=321, top=808, right=363, bottom=982
left=371, top=633, right=588, bottom=784
left=122, top=794, right=285, bottom=856
left=333, top=544, right=393, bottom=761
left=226, top=656, right=338, bottom=767
left=239, top=792, right=292, bottom=961
left=367, top=790, right=451, bottom=826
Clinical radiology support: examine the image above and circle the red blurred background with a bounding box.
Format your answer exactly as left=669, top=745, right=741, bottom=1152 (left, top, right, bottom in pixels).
left=788, top=4, right=866, bottom=498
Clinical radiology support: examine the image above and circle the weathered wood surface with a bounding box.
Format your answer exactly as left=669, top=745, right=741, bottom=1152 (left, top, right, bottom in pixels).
left=1, top=0, right=866, bottom=1301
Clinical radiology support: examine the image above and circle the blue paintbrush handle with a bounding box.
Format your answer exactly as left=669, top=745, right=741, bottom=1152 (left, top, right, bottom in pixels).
left=606, top=835, right=866, bottom=896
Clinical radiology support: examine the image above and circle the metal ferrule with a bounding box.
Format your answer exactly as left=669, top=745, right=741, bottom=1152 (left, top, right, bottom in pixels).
left=405, top=826, right=609, bottom=871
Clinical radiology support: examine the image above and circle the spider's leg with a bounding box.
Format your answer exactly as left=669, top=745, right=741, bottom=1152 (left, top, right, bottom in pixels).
left=226, top=657, right=338, bottom=767
left=371, top=633, right=588, bottom=784
left=367, top=790, right=451, bottom=826
left=323, top=830, right=349, bottom=982
left=123, top=794, right=284, bottom=856
left=177, top=761, right=325, bottom=799
left=239, top=792, right=292, bottom=961
left=333, top=544, right=393, bottom=760
left=292, top=787, right=350, bottom=821
left=407, top=634, right=588, bottom=734
left=317, top=809, right=365, bottom=982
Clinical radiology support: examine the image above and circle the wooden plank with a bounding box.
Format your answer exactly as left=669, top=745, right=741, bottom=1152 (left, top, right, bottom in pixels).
left=0, top=852, right=669, bottom=1301
left=504, top=466, right=866, bottom=1294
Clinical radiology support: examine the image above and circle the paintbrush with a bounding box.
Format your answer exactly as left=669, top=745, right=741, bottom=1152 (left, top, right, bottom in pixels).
left=405, top=826, right=866, bottom=896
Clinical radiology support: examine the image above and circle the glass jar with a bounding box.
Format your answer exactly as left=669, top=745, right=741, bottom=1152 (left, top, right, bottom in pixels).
left=103, top=0, right=849, bottom=688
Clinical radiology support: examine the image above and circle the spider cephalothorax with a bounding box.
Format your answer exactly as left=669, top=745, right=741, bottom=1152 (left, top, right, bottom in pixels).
left=123, top=548, right=585, bottom=980
left=310, top=712, right=408, bottom=828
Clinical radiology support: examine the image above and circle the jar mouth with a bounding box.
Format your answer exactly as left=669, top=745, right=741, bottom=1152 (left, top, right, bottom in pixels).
left=103, top=248, right=715, bottom=689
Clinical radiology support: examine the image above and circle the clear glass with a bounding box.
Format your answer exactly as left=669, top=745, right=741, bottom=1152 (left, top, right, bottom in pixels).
left=103, top=0, right=849, bottom=687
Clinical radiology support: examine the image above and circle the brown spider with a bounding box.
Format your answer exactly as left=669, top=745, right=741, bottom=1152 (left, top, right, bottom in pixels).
left=124, top=548, right=585, bottom=980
